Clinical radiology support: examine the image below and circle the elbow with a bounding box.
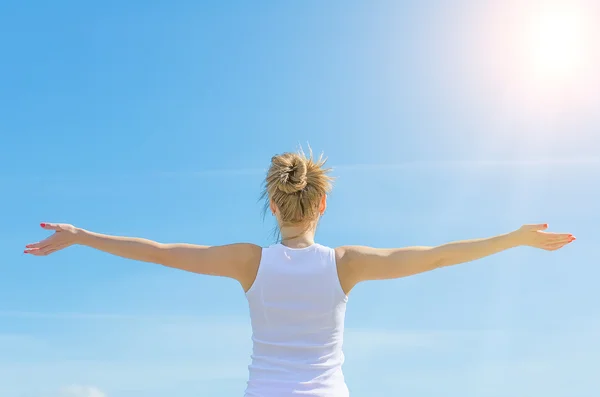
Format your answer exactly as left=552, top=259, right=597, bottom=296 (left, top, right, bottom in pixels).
left=151, top=243, right=172, bottom=266
left=433, top=249, right=468, bottom=269
left=433, top=256, right=450, bottom=269
left=428, top=247, right=451, bottom=269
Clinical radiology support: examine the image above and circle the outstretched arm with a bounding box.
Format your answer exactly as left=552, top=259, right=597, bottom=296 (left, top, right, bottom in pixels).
left=336, top=224, right=575, bottom=292
left=24, top=223, right=261, bottom=288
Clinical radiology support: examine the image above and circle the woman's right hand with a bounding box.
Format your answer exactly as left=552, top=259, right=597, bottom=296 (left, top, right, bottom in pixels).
left=512, top=224, right=575, bottom=251
left=24, top=223, right=81, bottom=256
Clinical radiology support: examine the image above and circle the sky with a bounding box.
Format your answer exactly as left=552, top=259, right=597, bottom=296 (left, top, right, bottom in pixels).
left=1, top=0, right=600, bottom=396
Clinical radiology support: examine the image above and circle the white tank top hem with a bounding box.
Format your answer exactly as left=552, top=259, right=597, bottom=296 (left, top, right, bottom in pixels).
left=244, top=243, right=350, bottom=397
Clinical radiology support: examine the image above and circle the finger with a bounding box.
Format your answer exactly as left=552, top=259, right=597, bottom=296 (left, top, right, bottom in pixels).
left=529, top=223, right=549, bottom=231
left=24, top=243, right=51, bottom=251
left=544, top=241, right=572, bottom=251
left=546, top=233, right=574, bottom=242
left=39, top=247, right=61, bottom=256
left=40, top=223, right=61, bottom=231
left=25, top=243, right=68, bottom=256
left=24, top=247, right=47, bottom=255
left=26, top=248, right=54, bottom=256
left=25, top=238, right=52, bottom=249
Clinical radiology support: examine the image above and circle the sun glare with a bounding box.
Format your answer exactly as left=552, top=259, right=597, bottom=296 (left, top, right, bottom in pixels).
left=527, top=7, right=588, bottom=80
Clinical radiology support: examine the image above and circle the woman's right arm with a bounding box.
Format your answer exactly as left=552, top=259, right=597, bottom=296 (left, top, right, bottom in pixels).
left=24, top=223, right=261, bottom=290
left=336, top=224, right=574, bottom=294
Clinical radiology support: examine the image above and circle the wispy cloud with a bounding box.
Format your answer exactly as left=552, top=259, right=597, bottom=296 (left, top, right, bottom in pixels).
left=334, top=157, right=600, bottom=171
left=3, top=157, right=599, bottom=182
left=0, top=310, right=137, bottom=320
left=0, top=310, right=242, bottom=323
left=155, top=167, right=267, bottom=178
left=60, top=385, right=106, bottom=397
left=142, top=157, right=600, bottom=178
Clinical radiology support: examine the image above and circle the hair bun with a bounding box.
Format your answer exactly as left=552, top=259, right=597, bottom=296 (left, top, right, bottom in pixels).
left=262, top=147, right=334, bottom=226
left=272, top=153, right=308, bottom=194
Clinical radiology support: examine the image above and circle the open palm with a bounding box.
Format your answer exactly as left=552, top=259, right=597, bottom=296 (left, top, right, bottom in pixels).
left=516, top=224, right=575, bottom=251
left=24, top=223, right=80, bottom=256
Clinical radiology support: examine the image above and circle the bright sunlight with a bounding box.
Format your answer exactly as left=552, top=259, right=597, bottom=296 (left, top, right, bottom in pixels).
left=526, top=6, right=589, bottom=80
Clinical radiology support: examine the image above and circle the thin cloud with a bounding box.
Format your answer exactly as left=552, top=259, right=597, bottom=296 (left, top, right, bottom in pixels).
left=156, top=167, right=267, bottom=178
left=59, top=385, right=106, bottom=397
left=3, top=157, right=598, bottom=182
left=0, top=310, right=138, bottom=320
left=158, top=157, right=600, bottom=177
left=0, top=310, right=194, bottom=322
left=0, top=310, right=245, bottom=323
left=334, top=157, right=600, bottom=171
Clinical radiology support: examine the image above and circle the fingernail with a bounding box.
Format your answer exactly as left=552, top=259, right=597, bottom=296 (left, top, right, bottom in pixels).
left=543, top=224, right=548, bottom=228
left=40, top=223, right=46, bottom=228
left=23, top=250, right=28, bottom=254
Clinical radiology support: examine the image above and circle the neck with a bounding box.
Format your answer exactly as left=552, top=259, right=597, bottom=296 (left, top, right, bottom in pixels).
left=279, top=224, right=316, bottom=249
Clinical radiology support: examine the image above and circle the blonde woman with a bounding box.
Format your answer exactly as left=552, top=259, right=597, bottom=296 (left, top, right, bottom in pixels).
left=25, top=149, right=575, bottom=397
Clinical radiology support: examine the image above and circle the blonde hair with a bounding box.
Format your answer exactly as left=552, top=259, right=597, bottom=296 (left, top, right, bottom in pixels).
left=261, top=147, right=334, bottom=234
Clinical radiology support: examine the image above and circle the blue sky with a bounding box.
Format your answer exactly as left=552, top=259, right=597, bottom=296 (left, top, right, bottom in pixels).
left=2, top=0, right=600, bottom=396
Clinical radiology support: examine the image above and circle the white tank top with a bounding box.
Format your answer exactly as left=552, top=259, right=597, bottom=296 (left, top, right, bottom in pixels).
left=244, top=243, right=350, bottom=397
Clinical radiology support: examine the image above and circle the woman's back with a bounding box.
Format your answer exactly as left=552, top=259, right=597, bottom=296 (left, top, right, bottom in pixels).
left=245, top=243, right=349, bottom=397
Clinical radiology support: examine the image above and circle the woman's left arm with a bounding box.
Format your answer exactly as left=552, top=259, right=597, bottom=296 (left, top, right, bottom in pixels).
left=335, top=224, right=575, bottom=293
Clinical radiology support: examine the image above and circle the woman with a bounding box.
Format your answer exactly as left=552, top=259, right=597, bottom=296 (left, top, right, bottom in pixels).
left=25, top=149, right=575, bottom=397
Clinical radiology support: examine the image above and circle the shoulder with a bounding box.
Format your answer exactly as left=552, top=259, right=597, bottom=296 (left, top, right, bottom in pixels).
left=334, top=245, right=366, bottom=294
left=223, top=242, right=262, bottom=255
left=223, top=243, right=262, bottom=267
left=334, top=245, right=368, bottom=264
left=225, top=243, right=262, bottom=292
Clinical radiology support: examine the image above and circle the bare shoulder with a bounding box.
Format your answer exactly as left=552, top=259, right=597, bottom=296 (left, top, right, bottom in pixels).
left=334, top=245, right=372, bottom=269
left=334, top=245, right=370, bottom=264
left=222, top=242, right=263, bottom=258
left=222, top=242, right=262, bottom=270
left=192, top=242, right=262, bottom=265
left=334, top=244, right=441, bottom=285
left=172, top=242, right=262, bottom=290
left=227, top=243, right=262, bottom=292
left=334, top=245, right=366, bottom=295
